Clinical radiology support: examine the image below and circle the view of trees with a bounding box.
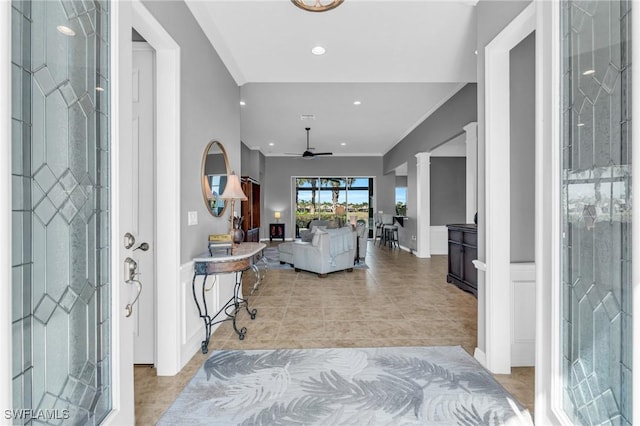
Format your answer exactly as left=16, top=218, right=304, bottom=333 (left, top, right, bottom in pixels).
left=294, top=177, right=372, bottom=233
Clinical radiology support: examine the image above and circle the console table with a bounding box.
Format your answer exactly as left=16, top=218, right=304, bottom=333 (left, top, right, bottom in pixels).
left=192, top=242, right=267, bottom=354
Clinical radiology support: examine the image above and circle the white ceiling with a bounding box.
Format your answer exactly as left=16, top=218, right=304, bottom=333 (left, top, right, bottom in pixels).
left=186, top=0, right=478, bottom=157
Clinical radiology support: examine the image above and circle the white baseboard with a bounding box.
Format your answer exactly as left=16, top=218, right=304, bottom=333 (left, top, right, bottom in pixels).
left=474, top=348, right=487, bottom=367
left=430, top=226, right=448, bottom=255
left=179, top=261, right=232, bottom=370
left=511, top=262, right=536, bottom=367
left=398, top=244, right=412, bottom=253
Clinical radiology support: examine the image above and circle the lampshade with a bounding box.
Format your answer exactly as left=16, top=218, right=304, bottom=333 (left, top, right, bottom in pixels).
left=219, top=172, right=247, bottom=200
left=274, top=211, right=281, bottom=219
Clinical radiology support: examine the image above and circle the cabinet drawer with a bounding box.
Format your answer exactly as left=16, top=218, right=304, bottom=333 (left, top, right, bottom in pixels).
left=448, top=230, right=463, bottom=243
left=463, top=232, right=477, bottom=246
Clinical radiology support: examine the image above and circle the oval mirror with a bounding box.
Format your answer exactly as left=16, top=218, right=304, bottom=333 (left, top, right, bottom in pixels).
left=201, top=141, right=230, bottom=217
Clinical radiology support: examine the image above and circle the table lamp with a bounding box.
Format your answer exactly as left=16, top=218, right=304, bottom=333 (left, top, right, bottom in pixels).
left=219, top=172, right=247, bottom=247
left=275, top=211, right=281, bottom=222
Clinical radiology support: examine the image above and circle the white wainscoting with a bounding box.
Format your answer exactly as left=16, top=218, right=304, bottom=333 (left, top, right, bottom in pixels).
left=179, top=261, right=235, bottom=370
left=510, top=262, right=536, bottom=366
left=430, top=226, right=449, bottom=255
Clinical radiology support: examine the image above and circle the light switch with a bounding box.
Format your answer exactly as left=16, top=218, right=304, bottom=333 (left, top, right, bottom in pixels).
left=188, top=211, right=198, bottom=226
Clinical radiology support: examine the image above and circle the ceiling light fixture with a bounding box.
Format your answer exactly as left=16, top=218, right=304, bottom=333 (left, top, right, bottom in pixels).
left=353, top=101, right=361, bottom=105
left=240, top=100, right=246, bottom=106
left=291, top=0, right=344, bottom=13
left=311, top=46, right=326, bottom=56
left=340, top=142, right=347, bottom=146
left=56, top=25, right=76, bottom=36
left=268, top=142, right=275, bottom=146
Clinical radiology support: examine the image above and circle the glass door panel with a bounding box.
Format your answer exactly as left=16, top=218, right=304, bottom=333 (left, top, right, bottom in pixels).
left=294, top=177, right=373, bottom=234
left=560, top=0, right=632, bottom=423
left=11, top=1, right=111, bottom=424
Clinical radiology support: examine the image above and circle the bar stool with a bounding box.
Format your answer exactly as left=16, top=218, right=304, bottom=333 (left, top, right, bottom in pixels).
left=383, top=224, right=399, bottom=249
left=379, top=214, right=394, bottom=247
left=373, top=214, right=384, bottom=246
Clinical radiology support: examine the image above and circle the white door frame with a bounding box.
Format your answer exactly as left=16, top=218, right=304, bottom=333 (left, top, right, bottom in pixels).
left=534, top=1, right=564, bottom=423
left=107, top=1, right=181, bottom=423
left=484, top=3, right=535, bottom=374
left=1, top=0, right=13, bottom=416
left=130, top=0, right=181, bottom=376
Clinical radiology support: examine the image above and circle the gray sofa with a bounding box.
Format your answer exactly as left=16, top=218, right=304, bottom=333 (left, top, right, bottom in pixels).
left=293, top=226, right=356, bottom=277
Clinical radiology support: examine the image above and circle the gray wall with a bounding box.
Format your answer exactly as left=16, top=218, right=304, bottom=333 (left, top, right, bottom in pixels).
left=241, top=142, right=265, bottom=182
left=383, top=83, right=477, bottom=173
left=475, top=0, right=532, bottom=356
left=510, top=32, right=536, bottom=262
left=383, top=83, right=477, bottom=250
left=141, top=1, right=241, bottom=263
left=263, top=156, right=395, bottom=240
left=431, top=157, right=466, bottom=226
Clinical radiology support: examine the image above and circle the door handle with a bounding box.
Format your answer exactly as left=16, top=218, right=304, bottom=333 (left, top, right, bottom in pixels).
left=125, top=279, right=142, bottom=318
left=124, top=257, right=142, bottom=317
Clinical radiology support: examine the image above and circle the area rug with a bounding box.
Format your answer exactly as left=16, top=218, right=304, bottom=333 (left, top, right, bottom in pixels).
left=158, top=346, right=531, bottom=425
left=262, top=246, right=368, bottom=270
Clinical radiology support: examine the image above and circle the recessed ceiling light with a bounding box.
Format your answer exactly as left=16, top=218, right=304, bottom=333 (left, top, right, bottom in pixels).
left=582, top=69, right=595, bottom=76
left=56, top=25, right=76, bottom=36
left=311, top=46, right=326, bottom=56
left=577, top=123, right=585, bottom=127
left=353, top=101, right=361, bottom=106
left=474, top=50, right=478, bottom=55
left=240, top=100, right=246, bottom=106
left=95, top=86, right=105, bottom=92
left=340, top=142, right=347, bottom=146
left=268, top=142, right=275, bottom=146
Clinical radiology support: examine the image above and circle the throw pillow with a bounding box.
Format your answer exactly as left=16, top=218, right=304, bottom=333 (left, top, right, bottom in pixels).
left=300, top=232, right=314, bottom=243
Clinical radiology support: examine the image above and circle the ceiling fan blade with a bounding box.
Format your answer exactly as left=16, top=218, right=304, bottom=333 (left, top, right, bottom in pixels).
left=312, top=152, right=333, bottom=156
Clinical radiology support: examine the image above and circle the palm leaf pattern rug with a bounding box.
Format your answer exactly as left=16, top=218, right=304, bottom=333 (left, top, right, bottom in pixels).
left=158, top=346, right=530, bottom=425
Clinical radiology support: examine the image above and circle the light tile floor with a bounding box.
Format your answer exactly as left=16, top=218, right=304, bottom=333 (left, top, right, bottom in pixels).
left=135, top=241, right=534, bottom=424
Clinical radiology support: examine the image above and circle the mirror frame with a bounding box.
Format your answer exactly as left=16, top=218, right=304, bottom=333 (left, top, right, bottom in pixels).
left=201, top=140, right=231, bottom=217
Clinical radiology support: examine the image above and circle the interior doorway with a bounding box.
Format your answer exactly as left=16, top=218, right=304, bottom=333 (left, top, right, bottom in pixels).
left=483, top=3, right=536, bottom=373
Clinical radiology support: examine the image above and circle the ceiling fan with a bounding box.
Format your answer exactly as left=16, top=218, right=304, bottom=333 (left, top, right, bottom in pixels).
left=286, top=127, right=333, bottom=159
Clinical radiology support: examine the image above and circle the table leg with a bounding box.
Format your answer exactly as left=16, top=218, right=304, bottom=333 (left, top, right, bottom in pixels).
left=192, top=271, right=259, bottom=354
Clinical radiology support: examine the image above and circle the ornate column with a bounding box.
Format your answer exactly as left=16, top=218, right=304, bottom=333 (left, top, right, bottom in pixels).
left=415, top=152, right=431, bottom=258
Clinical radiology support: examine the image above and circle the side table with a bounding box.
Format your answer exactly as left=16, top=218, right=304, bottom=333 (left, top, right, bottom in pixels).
left=269, top=223, right=285, bottom=241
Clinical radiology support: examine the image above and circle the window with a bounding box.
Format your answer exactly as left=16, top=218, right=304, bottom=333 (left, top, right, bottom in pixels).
left=395, top=186, right=407, bottom=216
left=294, top=177, right=373, bottom=237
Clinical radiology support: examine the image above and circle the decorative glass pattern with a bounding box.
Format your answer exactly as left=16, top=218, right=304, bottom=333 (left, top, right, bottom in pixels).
left=560, top=0, right=632, bottom=424
left=11, top=1, right=111, bottom=424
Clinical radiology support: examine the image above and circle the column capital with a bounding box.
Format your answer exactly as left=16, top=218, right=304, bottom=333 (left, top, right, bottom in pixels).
left=415, top=152, right=431, bottom=164
left=463, top=121, right=478, bottom=134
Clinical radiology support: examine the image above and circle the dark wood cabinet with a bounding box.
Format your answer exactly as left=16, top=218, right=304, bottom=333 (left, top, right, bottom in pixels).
left=269, top=223, right=285, bottom=242
left=446, top=224, right=477, bottom=297
left=241, top=177, right=260, bottom=242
